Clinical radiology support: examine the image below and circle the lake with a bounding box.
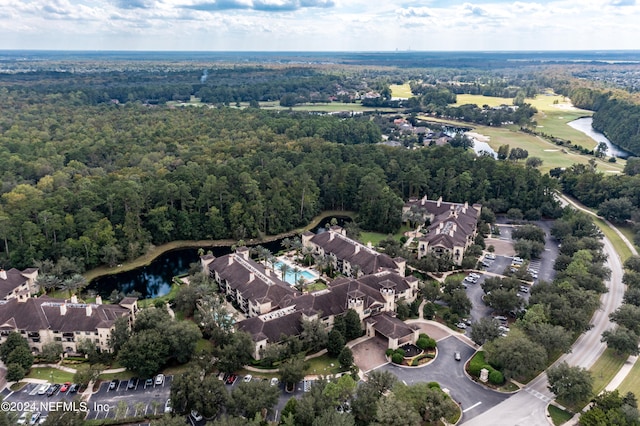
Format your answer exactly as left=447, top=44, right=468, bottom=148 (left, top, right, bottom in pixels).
left=567, top=117, right=631, bottom=159
left=86, top=216, right=351, bottom=299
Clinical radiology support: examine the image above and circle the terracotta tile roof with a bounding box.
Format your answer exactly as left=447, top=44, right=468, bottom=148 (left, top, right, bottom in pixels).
left=364, top=312, right=419, bottom=339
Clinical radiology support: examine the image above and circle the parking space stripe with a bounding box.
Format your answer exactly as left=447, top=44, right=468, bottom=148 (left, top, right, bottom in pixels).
left=463, top=401, right=482, bottom=413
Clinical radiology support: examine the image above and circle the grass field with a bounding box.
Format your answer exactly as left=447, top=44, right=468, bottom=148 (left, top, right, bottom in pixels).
left=548, top=405, right=574, bottom=426
left=454, top=93, right=619, bottom=154
left=258, top=101, right=397, bottom=113
left=390, top=83, right=413, bottom=99
left=589, top=348, right=628, bottom=395
left=305, top=353, right=344, bottom=376
left=471, top=125, right=624, bottom=175
left=614, top=356, right=640, bottom=397
left=359, top=225, right=411, bottom=248
left=27, top=367, right=75, bottom=383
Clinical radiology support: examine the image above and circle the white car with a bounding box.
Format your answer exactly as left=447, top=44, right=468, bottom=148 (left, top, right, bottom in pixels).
left=456, top=322, right=467, bottom=329
left=164, top=399, right=172, bottom=413
left=485, top=253, right=496, bottom=260
left=243, top=374, right=252, bottom=383
left=270, top=377, right=279, bottom=387
left=191, top=410, right=203, bottom=422
left=155, top=374, right=165, bottom=386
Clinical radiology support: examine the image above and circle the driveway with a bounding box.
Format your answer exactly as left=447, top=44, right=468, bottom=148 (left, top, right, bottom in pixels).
left=351, top=336, right=389, bottom=373
left=376, top=336, right=510, bottom=422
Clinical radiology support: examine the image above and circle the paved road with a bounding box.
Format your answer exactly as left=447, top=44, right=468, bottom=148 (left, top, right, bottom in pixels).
left=376, top=336, right=510, bottom=422
left=464, top=225, right=625, bottom=425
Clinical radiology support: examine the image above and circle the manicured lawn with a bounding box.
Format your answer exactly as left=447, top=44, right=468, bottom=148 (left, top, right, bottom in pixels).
left=593, top=217, right=633, bottom=263
left=471, top=125, right=624, bottom=175
left=589, top=348, right=628, bottom=395
left=98, top=370, right=134, bottom=381
left=615, top=357, right=640, bottom=398
left=306, top=282, right=328, bottom=292
left=305, top=354, right=343, bottom=376
left=359, top=225, right=411, bottom=248
left=390, top=83, right=413, bottom=98
left=26, top=367, right=75, bottom=383
left=548, top=404, right=574, bottom=426
left=454, top=94, right=515, bottom=108
left=259, top=101, right=397, bottom=113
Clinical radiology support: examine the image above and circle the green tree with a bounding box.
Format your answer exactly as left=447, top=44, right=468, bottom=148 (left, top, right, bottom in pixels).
left=165, top=321, right=202, bottom=364
left=151, top=415, right=192, bottom=426
left=215, top=331, right=254, bottom=374
left=470, top=317, right=502, bottom=345
left=300, top=318, right=328, bottom=353
left=40, top=342, right=64, bottom=363
left=374, top=394, right=421, bottom=426
left=118, top=329, right=169, bottom=377
left=171, top=368, right=228, bottom=418
left=547, top=362, right=593, bottom=405
left=327, top=329, right=346, bottom=357
left=41, top=410, right=86, bottom=426
left=6, top=363, right=26, bottom=381
left=338, top=347, right=354, bottom=370
left=602, top=327, right=640, bottom=356
left=280, top=355, right=308, bottom=390
left=484, top=329, right=547, bottom=379
left=343, top=309, right=363, bottom=340
left=6, top=345, right=33, bottom=371
left=0, top=332, right=29, bottom=363
left=230, top=379, right=280, bottom=419
left=610, top=304, right=640, bottom=334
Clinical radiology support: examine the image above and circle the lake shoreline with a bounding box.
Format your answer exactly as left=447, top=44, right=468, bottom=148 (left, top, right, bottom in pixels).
left=83, top=210, right=356, bottom=283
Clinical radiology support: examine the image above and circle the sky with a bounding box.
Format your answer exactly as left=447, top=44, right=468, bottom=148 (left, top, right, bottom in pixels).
left=0, top=0, right=639, bottom=51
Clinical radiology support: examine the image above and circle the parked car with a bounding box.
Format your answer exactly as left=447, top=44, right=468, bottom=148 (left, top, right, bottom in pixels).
left=485, top=253, right=496, bottom=260
left=68, top=383, right=78, bottom=393
left=243, top=374, right=252, bottom=383
left=127, top=377, right=139, bottom=389
left=191, top=410, right=203, bottom=422
left=454, top=351, right=461, bottom=361
left=47, top=384, right=60, bottom=396
left=512, top=256, right=524, bottom=264
left=456, top=322, right=467, bottom=329
left=144, top=378, right=154, bottom=388
left=226, top=374, right=237, bottom=385
left=29, top=412, right=41, bottom=425
left=60, top=382, right=71, bottom=392
left=37, top=384, right=50, bottom=395
left=164, top=399, right=172, bottom=413
left=519, top=286, right=529, bottom=293
left=155, top=374, right=165, bottom=386
left=109, top=380, right=118, bottom=390
left=17, top=412, right=28, bottom=425
left=270, top=377, right=279, bottom=387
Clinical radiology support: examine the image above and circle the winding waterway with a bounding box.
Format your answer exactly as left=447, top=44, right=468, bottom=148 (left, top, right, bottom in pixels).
left=567, top=117, right=631, bottom=159
left=86, top=216, right=350, bottom=299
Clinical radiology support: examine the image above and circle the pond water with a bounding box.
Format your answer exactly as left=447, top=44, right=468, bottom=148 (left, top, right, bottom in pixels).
left=87, top=216, right=352, bottom=299
left=567, top=117, right=632, bottom=159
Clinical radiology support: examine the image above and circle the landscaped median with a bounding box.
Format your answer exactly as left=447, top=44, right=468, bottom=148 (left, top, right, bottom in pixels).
left=465, top=351, right=519, bottom=393
left=385, top=334, right=437, bottom=367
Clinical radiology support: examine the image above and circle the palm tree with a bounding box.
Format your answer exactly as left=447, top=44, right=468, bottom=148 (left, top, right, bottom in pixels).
left=36, top=274, right=62, bottom=295
left=292, top=267, right=301, bottom=284
left=280, top=263, right=290, bottom=283
left=61, top=274, right=87, bottom=298
left=281, top=237, right=292, bottom=252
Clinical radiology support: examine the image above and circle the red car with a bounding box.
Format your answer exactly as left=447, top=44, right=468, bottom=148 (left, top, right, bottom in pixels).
left=226, top=374, right=236, bottom=385
left=60, top=382, right=71, bottom=392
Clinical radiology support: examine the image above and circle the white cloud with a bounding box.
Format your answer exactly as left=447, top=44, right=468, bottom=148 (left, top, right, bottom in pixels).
left=0, top=0, right=639, bottom=50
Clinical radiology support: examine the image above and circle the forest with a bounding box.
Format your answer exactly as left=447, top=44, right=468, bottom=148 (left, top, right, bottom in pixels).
left=0, top=82, right=558, bottom=272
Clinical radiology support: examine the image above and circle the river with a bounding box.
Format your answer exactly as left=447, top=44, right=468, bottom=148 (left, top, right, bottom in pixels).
left=567, top=117, right=631, bottom=159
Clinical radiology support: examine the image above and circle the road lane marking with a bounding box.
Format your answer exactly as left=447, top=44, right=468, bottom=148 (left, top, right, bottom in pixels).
left=463, top=401, right=482, bottom=413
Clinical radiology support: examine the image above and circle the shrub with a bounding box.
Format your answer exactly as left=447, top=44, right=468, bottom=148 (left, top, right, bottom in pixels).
left=427, top=381, right=441, bottom=389
left=424, top=338, right=437, bottom=350
left=395, top=348, right=406, bottom=358
left=489, top=369, right=505, bottom=385
left=391, top=353, right=404, bottom=364
left=416, top=338, right=428, bottom=350
left=385, top=348, right=395, bottom=357
left=419, top=333, right=430, bottom=340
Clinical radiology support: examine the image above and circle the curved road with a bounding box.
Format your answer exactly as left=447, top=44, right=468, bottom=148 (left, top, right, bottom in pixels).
left=463, top=197, right=626, bottom=426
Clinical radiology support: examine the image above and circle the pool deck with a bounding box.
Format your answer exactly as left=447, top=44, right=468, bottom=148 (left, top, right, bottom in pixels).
left=274, top=254, right=320, bottom=285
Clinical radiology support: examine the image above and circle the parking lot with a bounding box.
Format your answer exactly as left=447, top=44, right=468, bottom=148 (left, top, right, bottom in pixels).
left=86, top=375, right=172, bottom=420
left=1, top=375, right=172, bottom=423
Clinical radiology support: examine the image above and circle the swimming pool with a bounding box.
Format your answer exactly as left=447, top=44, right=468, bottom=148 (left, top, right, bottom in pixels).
left=273, top=261, right=317, bottom=285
